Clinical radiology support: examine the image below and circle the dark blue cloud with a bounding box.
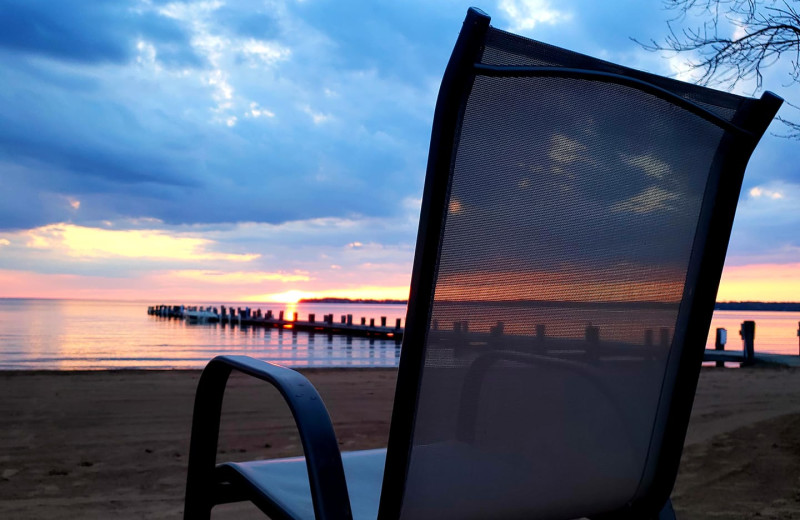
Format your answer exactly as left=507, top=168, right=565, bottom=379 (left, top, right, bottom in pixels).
left=0, top=0, right=203, bottom=67
left=0, top=0, right=796, bottom=280
left=292, top=0, right=459, bottom=82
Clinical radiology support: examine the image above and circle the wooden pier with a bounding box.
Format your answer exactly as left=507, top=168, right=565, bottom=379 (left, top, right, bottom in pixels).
left=146, top=305, right=800, bottom=366
left=147, top=304, right=403, bottom=341
left=703, top=320, right=800, bottom=367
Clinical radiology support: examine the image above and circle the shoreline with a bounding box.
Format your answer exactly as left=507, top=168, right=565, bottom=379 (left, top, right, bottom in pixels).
left=1, top=366, right=799, bottom=518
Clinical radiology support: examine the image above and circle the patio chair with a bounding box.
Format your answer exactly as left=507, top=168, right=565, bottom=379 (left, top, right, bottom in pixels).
left=184, top=8, right=781, bottom=519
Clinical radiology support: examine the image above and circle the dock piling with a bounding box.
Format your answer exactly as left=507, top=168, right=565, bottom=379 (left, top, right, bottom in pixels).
left=536, top=324, right=545, bottom=342
left=740, top=321, right=756, bottom=365
left=585, top=324, right=599, bottom=344
left=715, top=328, right=727, bottom=368
left=147, top=303, right=404, bottom=340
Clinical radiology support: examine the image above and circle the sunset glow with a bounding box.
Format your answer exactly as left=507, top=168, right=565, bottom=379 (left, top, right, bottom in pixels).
left=12, top=224, right=259, bottom=262
left=0, top=1, right=796, bottom=305
left=717, top=263, right=800, bottom=302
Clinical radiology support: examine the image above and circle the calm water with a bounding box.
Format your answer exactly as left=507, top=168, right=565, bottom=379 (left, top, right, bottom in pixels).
left=0, top=299, right=797, bottom=370
left=707, top=310, right=800, bottom=356
left=0, top=299, right=406, bottom=370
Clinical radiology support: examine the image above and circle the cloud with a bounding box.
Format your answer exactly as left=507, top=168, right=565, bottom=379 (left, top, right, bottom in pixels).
left=0, top=0, right=444, bottom=233
left=0, top=0, right=203, bottom=67
left=620, top=153, right=672, bottom=179
left=0, top=0, right=798, bottom=302
left=749, top=186, right=783, bottom=200
left=21, top=223, right=259, bottom=262
left=246, top=102, right=275, bottom=119
left=497, top=0, right=572, bottom=33
left=170, top=269, right=310, bottom=283
left=302, top=104, right=332, bottom=125
left=610, top=186, right=680, bottom=214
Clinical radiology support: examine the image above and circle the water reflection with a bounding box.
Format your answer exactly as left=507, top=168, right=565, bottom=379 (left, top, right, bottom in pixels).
left=0, top=299, right=406, bottom=370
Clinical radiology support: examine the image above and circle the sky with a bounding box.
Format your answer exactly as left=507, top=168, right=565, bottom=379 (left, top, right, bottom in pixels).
left=0, top=0, right=798, bottom=303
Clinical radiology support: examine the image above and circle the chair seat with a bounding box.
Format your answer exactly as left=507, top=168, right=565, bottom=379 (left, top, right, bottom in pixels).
left=216, top=448, right=386, bottom=520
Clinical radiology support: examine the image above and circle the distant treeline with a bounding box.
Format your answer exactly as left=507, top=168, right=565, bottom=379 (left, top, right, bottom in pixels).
left=298, top=298, right=800, bottom=311
left=715, top=302, right=800, bottom=312
left=298, top=298, right=408, bottom=305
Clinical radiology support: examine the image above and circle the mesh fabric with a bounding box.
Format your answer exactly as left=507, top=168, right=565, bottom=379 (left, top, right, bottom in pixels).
left=400, top=28, right=735, bottom=520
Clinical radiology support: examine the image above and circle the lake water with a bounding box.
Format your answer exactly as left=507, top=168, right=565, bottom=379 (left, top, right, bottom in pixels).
left=0, top=299, right=797, bottom=370
left=0, top=299, right=406, bottom=370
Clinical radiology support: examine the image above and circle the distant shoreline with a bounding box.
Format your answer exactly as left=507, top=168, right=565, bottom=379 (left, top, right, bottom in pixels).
left=298, top=298, right=408, bottom=305
left=2, top=297, right=800, bottom=312
left=298, top=298, right=800, bottom=311
left=714, top=302, right=800, bottom=312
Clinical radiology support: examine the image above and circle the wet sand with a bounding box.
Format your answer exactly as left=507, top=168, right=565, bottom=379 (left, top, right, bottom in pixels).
left=1, top=366, right=799, bottom=519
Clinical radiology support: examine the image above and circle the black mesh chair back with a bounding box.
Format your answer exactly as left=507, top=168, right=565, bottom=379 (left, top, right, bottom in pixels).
left=379, top=8, right=782, bottom=520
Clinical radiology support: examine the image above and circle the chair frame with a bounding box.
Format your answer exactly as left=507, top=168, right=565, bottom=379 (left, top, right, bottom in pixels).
left=379, top=8, right=781, bottom=519
left=184, top=8, right=782, bottom=520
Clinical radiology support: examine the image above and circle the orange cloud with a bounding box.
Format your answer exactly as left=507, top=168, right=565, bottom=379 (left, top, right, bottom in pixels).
left=169, top=270, right=311, bottom=284
left=244, top=286, right=410, bottom=304
left=717, top=263, right=800, bottom=302
left=20, top=224, right=259, bottom=262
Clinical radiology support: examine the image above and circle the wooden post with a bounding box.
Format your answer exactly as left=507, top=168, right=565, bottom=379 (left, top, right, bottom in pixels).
left=309, top=313, right=315, bottom=323
left=370, top=318, right=375, bottom=327
left=740, top=321, right=755, bottom=365
left=453, top=321, right=461, bottom=333
left=266, top=310, right=272, bottom=319
left=293, top=312, right=298, bottom=322
left=491, top=321, right=504, bottom=336
left=347, top=314, right=353, bottom=325
left=341, top=315, right=346, bottom=324
left=381, top=317, right=387, bottom=327
left=279, top=310, right=284, bottom=321
left=395, top=318, right=401, bottom=329
left=361, top=317, right=366, bottom=326
left=585, top=324, right=599, bottom=344
left=462, top=321, right=469, bottom=333
left=715, top=328, right=727, bottom=368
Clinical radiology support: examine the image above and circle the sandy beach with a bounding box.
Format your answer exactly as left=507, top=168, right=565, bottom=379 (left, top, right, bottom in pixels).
left=1, top=366, right=799, bottom=519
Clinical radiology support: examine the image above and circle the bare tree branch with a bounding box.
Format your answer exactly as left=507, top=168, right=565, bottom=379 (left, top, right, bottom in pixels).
left=639, top=0, right=800, bottom=138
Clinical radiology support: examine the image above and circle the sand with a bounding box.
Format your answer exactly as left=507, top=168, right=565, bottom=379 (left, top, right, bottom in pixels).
left=1, top=366, right=799, bottom=519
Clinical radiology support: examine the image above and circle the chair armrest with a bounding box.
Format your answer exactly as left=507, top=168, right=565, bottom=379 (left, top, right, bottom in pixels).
left=184, top=355, right=352, bottom=520
left=456, top=350, right=631, bottom=446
